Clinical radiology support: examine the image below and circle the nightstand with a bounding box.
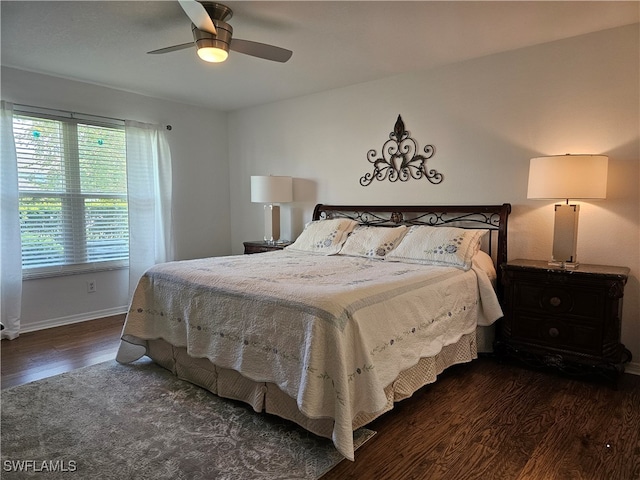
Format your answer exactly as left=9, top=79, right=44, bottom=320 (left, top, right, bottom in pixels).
left=497, top=259, right=631, bottom=385
left=243, top=240, right=291, bottom=254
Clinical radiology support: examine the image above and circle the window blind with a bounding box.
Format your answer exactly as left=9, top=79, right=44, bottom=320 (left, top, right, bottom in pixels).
left=13, top=111, right=129, bottom=278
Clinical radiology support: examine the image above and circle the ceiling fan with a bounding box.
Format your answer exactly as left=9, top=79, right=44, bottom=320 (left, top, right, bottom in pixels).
left=148, top=0, right=293, bottom=63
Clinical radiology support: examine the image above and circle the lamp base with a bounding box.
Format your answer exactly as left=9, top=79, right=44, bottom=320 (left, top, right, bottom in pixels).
left=547, top=259, right=579, bottom=270
left=552, top=203, right=579, bottom=265
left=263, top=204, right=280, bottom=243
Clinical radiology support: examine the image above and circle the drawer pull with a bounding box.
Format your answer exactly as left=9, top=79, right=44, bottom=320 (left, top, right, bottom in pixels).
left=548, top=327, right=560, bottom=338
left=540, top=289, right=572, bottom=313
left=549, top=296, right=562, bottom=307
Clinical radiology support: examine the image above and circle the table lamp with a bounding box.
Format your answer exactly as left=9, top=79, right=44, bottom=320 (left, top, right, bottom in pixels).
left=527, top=154, right=608, bottom=268
left=250, top=175, right=293, bottom=243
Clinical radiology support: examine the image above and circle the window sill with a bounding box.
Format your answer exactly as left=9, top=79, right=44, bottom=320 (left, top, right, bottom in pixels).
left=22, top=262, right=129, bottom=281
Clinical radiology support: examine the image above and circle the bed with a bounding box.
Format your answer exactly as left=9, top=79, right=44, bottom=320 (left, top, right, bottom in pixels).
left=116, top=203, right=511, bottom=460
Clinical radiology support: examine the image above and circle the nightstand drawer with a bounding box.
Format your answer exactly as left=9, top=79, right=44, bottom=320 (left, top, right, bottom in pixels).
left=512, top=314, right=602, bottom=356
left=247, top=245, right=276, bottom=254
left=514, top=282, right=604, bottom=322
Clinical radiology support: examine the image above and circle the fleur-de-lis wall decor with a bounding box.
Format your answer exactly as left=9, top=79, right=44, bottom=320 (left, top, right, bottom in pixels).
left=359, top=115, right=444, bottom=186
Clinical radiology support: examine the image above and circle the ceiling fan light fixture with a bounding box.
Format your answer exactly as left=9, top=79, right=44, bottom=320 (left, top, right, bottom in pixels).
left=197, top=46, right=228, bottom=63
left=193, top=22, right=232, bottom=63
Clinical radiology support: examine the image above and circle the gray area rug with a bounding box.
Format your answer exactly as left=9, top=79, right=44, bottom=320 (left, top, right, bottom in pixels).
left=1, top=359, right=374, bottom=479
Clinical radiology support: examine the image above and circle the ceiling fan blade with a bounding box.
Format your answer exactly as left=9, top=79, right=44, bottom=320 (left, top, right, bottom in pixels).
left=230, top=38, right=293, bottom=63
left=147, top=42, right=194, bottom=55
left=178, top=0, right=217, bottom=35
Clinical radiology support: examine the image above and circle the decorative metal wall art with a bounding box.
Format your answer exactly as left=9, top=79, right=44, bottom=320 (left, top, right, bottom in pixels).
left=359, top=115, right=443, bottom=187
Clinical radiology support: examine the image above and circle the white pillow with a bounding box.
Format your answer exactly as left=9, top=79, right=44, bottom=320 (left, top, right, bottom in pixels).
left=339, top=225, right=408, bottom=259
left=473, top=250, right=497, bottom=281
left=386, top=225, right=486, bottom=270
left=286, top=218, right=358, bottom=255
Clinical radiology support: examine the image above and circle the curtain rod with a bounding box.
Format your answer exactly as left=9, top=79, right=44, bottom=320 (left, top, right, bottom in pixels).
left=12, top=102, right=173, bottom=130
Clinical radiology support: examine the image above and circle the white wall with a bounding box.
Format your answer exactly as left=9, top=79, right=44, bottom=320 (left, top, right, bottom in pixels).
left=228, top=25, right=640, bottom=372
left=3, top=25, right=638, bottom=374
left=2, top=66, right=231, bottom=331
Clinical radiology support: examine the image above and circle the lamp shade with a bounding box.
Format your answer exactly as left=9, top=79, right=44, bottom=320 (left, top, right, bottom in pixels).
left=250, top=176, right=293, bottom=203
left=527, top=154, right=608, bottom=200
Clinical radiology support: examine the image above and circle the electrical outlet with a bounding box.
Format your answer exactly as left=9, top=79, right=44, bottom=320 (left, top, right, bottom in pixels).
left=87, top=280, right=96, bottom=293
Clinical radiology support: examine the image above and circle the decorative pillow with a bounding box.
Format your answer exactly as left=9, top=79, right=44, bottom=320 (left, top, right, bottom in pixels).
left=386, top=226, right=486, bottom=270
left=339, top=225, right=408, bottom=259
left=286, top=218, right=358, bottom=255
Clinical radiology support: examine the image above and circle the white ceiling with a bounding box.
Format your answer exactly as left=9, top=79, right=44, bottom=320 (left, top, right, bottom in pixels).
left=2, top=1, right=638, bottom=112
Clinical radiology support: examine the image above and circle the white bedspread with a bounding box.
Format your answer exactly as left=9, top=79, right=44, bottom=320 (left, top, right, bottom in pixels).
left=118, top=250, right=503, bottom=460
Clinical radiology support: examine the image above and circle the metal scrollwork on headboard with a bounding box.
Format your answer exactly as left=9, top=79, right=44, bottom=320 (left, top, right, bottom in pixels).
left=312, top=203, right=512, bottom=299
left=359, top=115, right=443, bottom=186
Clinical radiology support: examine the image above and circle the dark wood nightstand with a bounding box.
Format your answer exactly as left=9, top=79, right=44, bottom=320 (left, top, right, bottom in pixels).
left=497, top=259, right=631, bottom=385
left=243, top=240, right=292, bottom=254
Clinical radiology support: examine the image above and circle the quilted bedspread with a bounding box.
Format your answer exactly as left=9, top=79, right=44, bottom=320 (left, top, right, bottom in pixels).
left=118, top=250, right=503, bottom=459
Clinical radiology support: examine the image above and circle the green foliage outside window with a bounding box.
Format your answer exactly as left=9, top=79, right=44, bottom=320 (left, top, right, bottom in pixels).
left=14, top=113, right=129, bottom=275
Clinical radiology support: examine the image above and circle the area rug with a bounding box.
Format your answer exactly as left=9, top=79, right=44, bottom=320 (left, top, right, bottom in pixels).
left=1, top=360, right=375, bottom=479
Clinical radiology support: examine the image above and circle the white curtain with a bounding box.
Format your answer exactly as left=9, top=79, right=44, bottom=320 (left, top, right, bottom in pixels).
left=1, top=101, right=22, bottom=340
left=125, top=121, right=174, bottom=299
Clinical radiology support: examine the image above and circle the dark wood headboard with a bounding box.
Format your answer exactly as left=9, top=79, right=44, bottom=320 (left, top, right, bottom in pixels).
left=312, top=203, right=512, bottom=296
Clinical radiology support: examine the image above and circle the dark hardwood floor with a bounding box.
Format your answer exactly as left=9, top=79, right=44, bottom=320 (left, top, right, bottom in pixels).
left=2, top=317, right=639, bottom=479
left=325, top=360, right=640, bottom=480
left=1, top=314, right=125, bottom=389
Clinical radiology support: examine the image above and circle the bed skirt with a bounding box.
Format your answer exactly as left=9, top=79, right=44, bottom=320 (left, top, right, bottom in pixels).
left=142, top=328, right=483, bottom=442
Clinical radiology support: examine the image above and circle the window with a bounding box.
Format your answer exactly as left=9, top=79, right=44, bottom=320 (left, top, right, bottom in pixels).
left=13, top=110, right=128, bottom=278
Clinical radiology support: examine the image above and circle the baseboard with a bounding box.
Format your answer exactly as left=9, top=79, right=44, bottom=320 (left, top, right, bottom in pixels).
left=626, top=361, right=640, bottom=376
left=19, top=307, right=128, bottom=334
